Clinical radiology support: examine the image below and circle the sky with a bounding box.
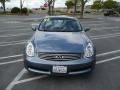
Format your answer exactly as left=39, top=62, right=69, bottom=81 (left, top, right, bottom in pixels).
left=0, top=0, right=120, bottom=9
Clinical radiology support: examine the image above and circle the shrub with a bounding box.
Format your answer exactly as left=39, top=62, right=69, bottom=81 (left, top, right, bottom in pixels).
left=11, top=7, right=20, bottom=14
left=29, top=9, right=33, bottom=13
left=21, top=8, right=28, bottom=14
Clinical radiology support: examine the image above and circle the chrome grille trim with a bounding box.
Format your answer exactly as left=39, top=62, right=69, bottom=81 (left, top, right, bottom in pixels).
left=38, top=53, right=81, bottom=61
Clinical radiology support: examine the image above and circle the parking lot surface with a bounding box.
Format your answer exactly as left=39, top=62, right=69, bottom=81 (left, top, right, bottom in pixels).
left=0, top=15, right=120, bottom=90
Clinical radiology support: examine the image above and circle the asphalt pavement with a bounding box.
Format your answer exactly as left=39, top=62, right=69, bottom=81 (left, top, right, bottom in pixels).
left=0, top=14, right=120, bottom=90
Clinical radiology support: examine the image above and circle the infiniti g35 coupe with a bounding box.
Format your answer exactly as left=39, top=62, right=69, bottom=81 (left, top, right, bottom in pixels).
left=24, top=16, right=96, bottom=75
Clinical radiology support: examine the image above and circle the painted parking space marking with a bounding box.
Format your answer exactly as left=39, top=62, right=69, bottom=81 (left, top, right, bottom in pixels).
left=5, top=55, right=120, bottom=90
left=91, top=33, right=120, bottom=38
left=0, top=26, right=29, bottom=30
left=0, top=40, right=27, bottom=45
left=3, top=21, right=22, bottom=24
left=0, top=54, right=22, bottom=60
left=0, top=42, right=26, bottom=46
left=5, top=68, right=27, bottom=90
left=91, top=34, right=120, bottom=40
left=15, top=75, right=47, bottom=85
left=93, top=26, right=120, bottom=31
left=81, top=20, right=104, bottom=24
left=82, top=23, right=109, bottom=27
left=0, top=28, right=30, bottom=33
left=0, top=17, right=120, bottom=90
left=96, top=49, right=120, bottom=57
left=0, top=59, right=23, bottom=66
left=0, top=33, right=32, bottom=38
left=0, top=49, right=120, bottom=66
left=0, top=48, right=119, bottom=61
left=96, top=55, right=120, bottom=64
left=0, top=32, right=120, bottom=47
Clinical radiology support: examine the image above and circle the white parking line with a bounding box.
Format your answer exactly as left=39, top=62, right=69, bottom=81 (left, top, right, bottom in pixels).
left=96, top=56, right=120, bottom=64
left=92, top=34, right=120, bottom=40
left=91, top=33, right=120, bottom=38
left=0, top=40, right=27, bottom=45
left=0, top=32, right=120, bottom=47
left=0, top=28, right=30, bottom=33
left=83, top=23, right=108, bottom=27
left=93, top=26, right=120, bottom=30
left=0, top=33, right=32, bottom=38
left=0, top=59, right=23, bottom=66
left=3, top=49, right=120, bottom=90
left=5, top=68, right=26, bottom=90
left=15, top=75, right=47, bottom=85
left=0, top=54, right=23, bottom=60
left=0, top=49, right=119, bottom=62
left=0, top=49, right=120, bottom=66
left=81, top=21, right=104, bottom=24
left=0, top=42, right=26, bottom=46
left=0, top=26, right=29, bottom=29
left=97, top=49, right=120, bottom=57
left=5, top=55, right=120, bottom=90
left=4, top=21, right=22, bottom=24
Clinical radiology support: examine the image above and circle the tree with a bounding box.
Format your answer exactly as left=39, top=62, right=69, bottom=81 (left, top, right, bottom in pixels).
left=79, top=0, right=89, bottom=18
left=48, top=0, right=56, bottom=15
left=51, top=0, right=55, bottom=15
left=91, top=0, right=103, bottom=11
left=20, top=0, right=25, bottom=13
left=65, top=0, right=78, bottom=14
left=65, top=0, right=74, bottom=12
left=103, top=0, right=119, bottom=9
left=11, top=7, right=20, bottom=14
left=0, top=0, right=9, bottom=13
left=70, top=0, right=78, bottom=14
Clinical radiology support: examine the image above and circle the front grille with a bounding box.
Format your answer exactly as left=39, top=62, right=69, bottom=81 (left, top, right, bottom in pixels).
left=38, top=53, right=81, bottom=61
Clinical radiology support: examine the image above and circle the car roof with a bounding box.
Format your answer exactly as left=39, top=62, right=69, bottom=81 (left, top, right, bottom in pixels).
left=44, top=15, right=78, bottom=20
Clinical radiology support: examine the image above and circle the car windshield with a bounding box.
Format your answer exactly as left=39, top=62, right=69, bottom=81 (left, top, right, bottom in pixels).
left=38, top=17, right=82, bottom=32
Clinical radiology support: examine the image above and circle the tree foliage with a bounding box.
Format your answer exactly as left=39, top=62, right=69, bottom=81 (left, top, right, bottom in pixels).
left=0, top=0, right=9, bottom=13
left=65, top=0, right=74, bottom=10
left=65, top=0, right=78, bottom=13
left=103, top=0, right=119, bottom=9
left=21, top=7, right=28, bottom=14
left=91, top=0, right=103, bottom=10
left=11, top=7, right=20, bottom=14
left=79, top=0, right=89, bottom=18
left=48, top=0, right=56, bottom=15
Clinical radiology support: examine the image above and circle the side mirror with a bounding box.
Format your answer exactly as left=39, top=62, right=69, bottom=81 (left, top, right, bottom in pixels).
left=32, top=26, right=37, bottom=31
left=84, top=27, right=90, bottom=32
left=31, top=24, right=39, bottom=31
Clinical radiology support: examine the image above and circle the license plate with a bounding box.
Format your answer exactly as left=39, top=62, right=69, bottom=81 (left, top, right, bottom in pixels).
left=52, top=66, right=67, bottom=73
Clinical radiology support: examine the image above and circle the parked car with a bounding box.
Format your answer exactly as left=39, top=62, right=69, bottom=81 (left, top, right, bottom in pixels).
left=85, top=11, right=91, bottom=14
left=70, top=10, right=81, bottom=13
left=24, top=16, right=96, bottom=76
left=104, top=8, right=120, bottom=16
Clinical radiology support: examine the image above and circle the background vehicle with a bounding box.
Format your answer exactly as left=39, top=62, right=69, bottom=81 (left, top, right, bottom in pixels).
left=104, top=8, right=120, bottom=16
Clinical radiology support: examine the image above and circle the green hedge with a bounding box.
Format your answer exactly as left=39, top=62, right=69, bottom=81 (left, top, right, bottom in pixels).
left=11, top=7, right=20, bottom=14
left=21, top=8, right=28, bottom=14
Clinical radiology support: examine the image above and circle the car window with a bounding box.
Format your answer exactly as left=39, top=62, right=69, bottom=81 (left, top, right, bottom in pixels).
left=39, top=18, right=82, bottom=32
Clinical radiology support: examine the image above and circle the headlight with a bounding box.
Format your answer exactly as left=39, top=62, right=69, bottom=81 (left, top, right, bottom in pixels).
left=26, top=42, right=35, bottom=57
left=84, top=43, right=94, bottom=58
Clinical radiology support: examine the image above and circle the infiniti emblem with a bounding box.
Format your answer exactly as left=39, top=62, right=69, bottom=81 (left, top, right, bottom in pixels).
left=55, top=55, right=64, bottom=59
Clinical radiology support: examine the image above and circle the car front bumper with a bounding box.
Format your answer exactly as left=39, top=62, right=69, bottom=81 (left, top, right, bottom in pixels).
left=24, top=56, right=96, bottom=75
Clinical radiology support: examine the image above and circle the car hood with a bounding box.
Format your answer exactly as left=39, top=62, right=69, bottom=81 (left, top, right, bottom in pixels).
left=34, top=31, right=88, bottom=53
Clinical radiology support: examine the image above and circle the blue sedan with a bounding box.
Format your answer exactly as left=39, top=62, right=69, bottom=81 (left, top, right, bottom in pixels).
left=24, top=16, right=96, bottom=75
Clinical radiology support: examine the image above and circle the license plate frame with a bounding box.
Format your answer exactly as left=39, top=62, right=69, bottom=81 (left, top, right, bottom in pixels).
left=52, top=66, right=67, bottom=73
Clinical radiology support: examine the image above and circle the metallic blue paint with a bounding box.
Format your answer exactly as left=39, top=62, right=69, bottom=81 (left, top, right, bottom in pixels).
left=34, top=31, right=88, bottom=53
left=24, top=16, right=96, bottom=75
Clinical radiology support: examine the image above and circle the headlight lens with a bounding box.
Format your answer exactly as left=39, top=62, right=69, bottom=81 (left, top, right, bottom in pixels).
left=84, top=43, right=94, bottom=58
left=26, top=42, right=35, bottom=57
